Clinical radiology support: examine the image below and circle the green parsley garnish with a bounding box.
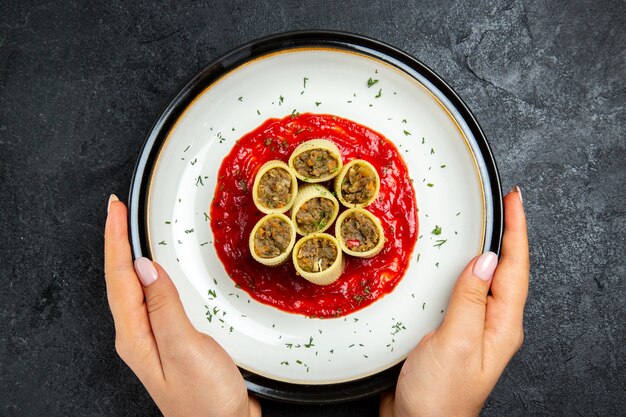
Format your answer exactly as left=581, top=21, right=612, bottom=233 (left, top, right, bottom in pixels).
left=367, top=77, right=379, bottom=87
left=432, top=225, right=442, bottom=235
left=375, top=88, right=382, bottom=98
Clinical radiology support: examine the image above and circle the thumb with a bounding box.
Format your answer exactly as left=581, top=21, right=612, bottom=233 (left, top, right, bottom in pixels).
left=439, top=251, right=499, bottom=343
left=133, top=257, right=197, bottom=353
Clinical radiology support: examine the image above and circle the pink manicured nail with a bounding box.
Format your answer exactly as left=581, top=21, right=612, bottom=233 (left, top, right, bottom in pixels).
left=134, top=257, right=158, bottom=286
left=107, top=194, right=119, bottom=214
left=473, top=251, right=498, bottom=281
left=510, top=185, right=523, bottom=205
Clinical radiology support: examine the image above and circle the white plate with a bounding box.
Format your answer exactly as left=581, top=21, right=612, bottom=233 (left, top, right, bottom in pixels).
left=129, top=31, right=502, bottom=403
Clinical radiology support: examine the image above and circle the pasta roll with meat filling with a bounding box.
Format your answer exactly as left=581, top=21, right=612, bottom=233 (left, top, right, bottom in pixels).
left=334, top=159, right=380, bottom=208
left=293, top=233, right=344, bottom=285
left=252, top=160, right=298, bottom=214
left=249, top=213, right=297, bottom=266
left=288, top=139, right=343, bottom=183
left=291, top=184, right=340, bottom=236
left=335, top=208, right=385, bottom=258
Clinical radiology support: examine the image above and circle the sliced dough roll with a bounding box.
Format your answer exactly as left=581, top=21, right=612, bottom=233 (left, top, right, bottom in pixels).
left=288, top=139, right=343, bottom=183
left=335, top=208, right=385, bottom=258
left=334, top=159, right=380, bottom=208
left=252, top=160, right=298, bottom=214
left=293, top=233, right=344, bottom=285
left=291, top=184, right=340, bottom=236
left=249, top=213, right=296, bottom=266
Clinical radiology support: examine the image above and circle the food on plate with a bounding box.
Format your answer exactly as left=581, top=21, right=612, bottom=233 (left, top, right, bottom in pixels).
left=335, top=159, right=380, bottom=208
left=252, top=160, right=298, bottom=214
left=291, top=184, right=340, bottom=235
left=288, top=139, right=343, bottom=182
left=292, top=233, right=343, bottom=285
left=335, top=208, right=385, bottom=258
left=211, top=113, right=417, bottom=318
left=249, top=213, right=296, bottom=266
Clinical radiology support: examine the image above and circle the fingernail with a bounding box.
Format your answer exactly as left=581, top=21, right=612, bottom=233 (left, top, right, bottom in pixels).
left=107, top=194, right=119, bottom=214
left=473, top=251, right=498, bottom=281
left=134, top=257, right=158, bottom=286
left=510, top=185, right=523, bottom=205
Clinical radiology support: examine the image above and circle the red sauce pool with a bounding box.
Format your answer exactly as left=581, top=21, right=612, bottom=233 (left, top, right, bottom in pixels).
left=210, top=113, right=418, bottom=318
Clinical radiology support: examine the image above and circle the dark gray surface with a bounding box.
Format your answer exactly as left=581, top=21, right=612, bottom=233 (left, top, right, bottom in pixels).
left=1, top=0, right=624, bottom=416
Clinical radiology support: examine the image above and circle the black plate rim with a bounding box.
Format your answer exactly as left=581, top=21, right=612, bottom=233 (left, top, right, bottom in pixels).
left=128, top=29, right=503, bottom=404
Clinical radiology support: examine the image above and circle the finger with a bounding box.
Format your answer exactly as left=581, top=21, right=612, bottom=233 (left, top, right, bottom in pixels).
left=133, top=258, right=197, bottom=366
left=379, top=391, right=395, bottom=417
left=439, top=251, right=498, bottom=345
left=248, top=396, right=262, bottom=417
left=484, top=187, right=529, bottom=370
left=104, top=195, right=150, bottom=339
left=490, top=186, right=529, bottom=316
left=104, top=195, right=163, bottom=386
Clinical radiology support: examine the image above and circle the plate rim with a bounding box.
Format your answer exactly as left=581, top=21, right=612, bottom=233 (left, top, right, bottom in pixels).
left=128, top=29, right=503, bottom=404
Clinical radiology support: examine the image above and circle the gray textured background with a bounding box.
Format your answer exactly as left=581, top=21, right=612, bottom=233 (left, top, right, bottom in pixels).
left=1, top=0, right=624, bottom=416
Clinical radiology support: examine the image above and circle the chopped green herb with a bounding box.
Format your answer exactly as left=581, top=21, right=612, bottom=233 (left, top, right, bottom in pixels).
left=427, top=183, right=434, bottom=187
left=431, top=148, right=435, bottom=155
left=184, top=228, right=194, bottom=234
left=304, top=336, right=315, bottom=348
left=402, top=119, right=407, bottom=123
left=303, top=77, right=308, bottom=88
left=207, top=289, right=217, bottom=299
left=204, top=212, right=210, bottom=222
left=391, top=321, right=406, bottom=335
left=165, top=221, right=171, bottom=225
left=196, top=176, right=204, bottom=187
left=403, top=130, right=411, bottom=136
left=256, top=109, right=260, bottom=115
left=183, top=145, right=190, bottom=152
left=441, top=164, right=446, bottom=168
left=434, top=239, right=447, bottom=248
left=432, top=225, right=442, bottom=235
left=367, top=78, right=379, bottom=87
left=375, top=88, right=382, bottom=98
left=279, top=95, right=284, bottom=105
left=158, top=240, right=166, bottom=245
left=315, top=101, right=321, bottom=107
left=238, top=96, right=243, bottom=102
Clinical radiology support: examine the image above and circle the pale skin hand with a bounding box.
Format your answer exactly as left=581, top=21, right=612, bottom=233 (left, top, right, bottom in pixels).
left=104, top=196, right=261, bottom=417
left=380, top=188, right=529, bottom=417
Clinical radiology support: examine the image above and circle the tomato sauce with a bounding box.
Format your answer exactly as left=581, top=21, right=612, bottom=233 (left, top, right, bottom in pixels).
left=210, top=113, right=418, bottom=318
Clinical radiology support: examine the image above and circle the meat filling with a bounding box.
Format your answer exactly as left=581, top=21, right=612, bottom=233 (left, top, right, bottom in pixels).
left=341, top=164, right=377, bottom=204
left=340, top=212, right=379, bottom=252
left=258, top=168, right=292, bottom=209
left=253, top=217, right=292, bottom=258
left=295, top=197, right=335, bottom=233
left=296, top=238, right=338, bottom=273
left=293, top=149, right=339, bottom=179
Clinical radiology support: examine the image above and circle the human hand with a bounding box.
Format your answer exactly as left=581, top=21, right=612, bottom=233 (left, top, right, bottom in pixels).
left=104, top=195, right=261, bottom=417
left=380, top=187, right=529, bottom=417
